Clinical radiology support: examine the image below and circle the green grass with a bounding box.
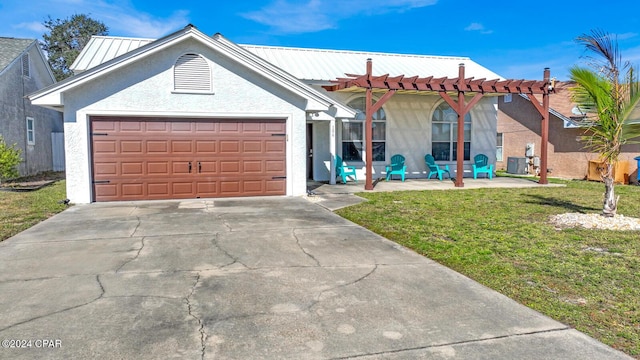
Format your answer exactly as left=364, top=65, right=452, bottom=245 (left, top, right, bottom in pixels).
left=0, top=180, right=68, bottom=241
left=336, top=180, right=640, bottom=358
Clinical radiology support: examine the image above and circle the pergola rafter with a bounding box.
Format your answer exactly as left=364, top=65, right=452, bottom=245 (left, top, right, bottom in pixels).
left=324, top=59, right=553, bottom=190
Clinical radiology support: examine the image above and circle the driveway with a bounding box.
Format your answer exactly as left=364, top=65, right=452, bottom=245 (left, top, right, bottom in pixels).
left=0, top=197, right=631, bottom=359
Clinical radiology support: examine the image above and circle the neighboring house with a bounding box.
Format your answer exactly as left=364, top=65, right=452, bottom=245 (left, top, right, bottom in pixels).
left=497, top=81, right=640, bottom=182
left=0, top=37, right=64, bottom=176
left=30, top=25, right=507, bottom=203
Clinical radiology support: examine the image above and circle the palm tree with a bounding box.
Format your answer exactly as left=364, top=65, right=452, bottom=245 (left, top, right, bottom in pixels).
left=569, top=29, right=640, bottom=217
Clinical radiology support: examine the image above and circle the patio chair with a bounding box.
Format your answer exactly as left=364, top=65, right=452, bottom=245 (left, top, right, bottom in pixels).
left=424, top=154, right=451, bottom=180
left=472, top=153, right=493, bottom=179
left=385, top=154, right=407, bottom=181
left=335, top=155, right=357, bottom=183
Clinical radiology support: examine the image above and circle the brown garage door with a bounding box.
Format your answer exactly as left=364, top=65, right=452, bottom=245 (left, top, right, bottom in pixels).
left=91, top=116, right=286, bottom=201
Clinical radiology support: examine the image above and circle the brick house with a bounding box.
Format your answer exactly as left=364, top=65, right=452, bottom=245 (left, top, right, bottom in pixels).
left=497, top=81, right=640, bottom=183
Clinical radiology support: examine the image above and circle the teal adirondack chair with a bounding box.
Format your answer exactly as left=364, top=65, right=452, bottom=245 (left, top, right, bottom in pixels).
left=472, top=154, right=493, bottom=179
left=335, top=155, right=357, bottom=183
left=424, top=154, right=451, bottom=180
left=385, top=154, right=407, bottom=181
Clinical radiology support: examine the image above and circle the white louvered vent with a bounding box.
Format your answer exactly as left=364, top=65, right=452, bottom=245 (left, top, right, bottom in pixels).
left=174, top=53, right=211, bottom=92
left=21, top=54, right=30, bottom=77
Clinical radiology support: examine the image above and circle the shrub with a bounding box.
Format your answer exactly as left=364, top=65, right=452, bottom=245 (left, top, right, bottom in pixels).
left=0, top=136, right=22, bottom=183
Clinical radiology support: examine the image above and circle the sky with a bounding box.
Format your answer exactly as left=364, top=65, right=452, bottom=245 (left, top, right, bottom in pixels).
left=1, top=0, right=640, bottom=81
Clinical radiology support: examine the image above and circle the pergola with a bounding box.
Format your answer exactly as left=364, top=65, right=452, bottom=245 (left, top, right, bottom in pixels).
left=324, top=59, right=554, bottom=190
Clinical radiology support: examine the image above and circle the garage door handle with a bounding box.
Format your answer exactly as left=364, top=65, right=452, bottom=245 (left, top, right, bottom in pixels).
left=198, top=161, right=202, bottom=173
left=188, top=162, right=192, bottom=173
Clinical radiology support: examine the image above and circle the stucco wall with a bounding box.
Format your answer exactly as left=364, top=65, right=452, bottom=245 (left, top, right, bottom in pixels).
left=0, top=45, right=62, bottom=176
left=312, top=90, right=498, bottom=181
left=498, top=95, right=640, bottom=181
left=63, top=38, right=309, bottom=203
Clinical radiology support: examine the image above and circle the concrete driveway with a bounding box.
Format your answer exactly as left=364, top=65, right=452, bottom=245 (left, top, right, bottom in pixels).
left=0, top=197, right=631, bottom=359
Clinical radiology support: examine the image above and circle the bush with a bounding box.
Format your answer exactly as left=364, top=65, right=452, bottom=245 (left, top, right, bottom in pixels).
left=0, top=136, right=22, bottom=183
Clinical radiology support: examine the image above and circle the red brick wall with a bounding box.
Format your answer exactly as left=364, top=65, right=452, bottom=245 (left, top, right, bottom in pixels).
left=497, top=95, right=640, bottom=182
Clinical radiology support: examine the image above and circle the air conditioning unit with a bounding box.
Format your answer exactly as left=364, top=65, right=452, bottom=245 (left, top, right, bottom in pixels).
left=507, top=157, right=528, bottom=174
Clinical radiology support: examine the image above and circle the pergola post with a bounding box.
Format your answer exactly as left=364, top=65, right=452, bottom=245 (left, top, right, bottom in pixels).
left=365, top=59, right=374, bottom=190
left=455, top=64, right=466, bottom=187
left=525, top=68, right=551, bottom=185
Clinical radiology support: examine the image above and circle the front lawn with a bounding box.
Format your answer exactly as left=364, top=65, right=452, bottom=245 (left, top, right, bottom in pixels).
left=336, top=180, right=640, bottom=358
left=0, top=180, right=68, bottom=242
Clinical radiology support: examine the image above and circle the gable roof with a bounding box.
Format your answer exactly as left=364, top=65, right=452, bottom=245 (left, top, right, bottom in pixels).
left=0, top=37, right=36, bottom=73
left=71, top=33, right=503, bottom=83
left=29, top=25, right=356, bottom=118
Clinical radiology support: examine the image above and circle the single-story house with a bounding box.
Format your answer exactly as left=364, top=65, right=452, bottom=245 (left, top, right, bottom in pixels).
left=497, top=81, right=640, bottom=182
left=0, top=37, right=64, bottom=176
left=30, top=24, right=511, bottom=203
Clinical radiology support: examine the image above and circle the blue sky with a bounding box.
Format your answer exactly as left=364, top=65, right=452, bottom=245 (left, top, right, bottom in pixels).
left=1, top=0, right=639, bottom=80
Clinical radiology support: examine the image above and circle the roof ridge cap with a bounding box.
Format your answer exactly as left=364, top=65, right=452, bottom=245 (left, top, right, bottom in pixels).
left=240, top=44, right=470, bottom=60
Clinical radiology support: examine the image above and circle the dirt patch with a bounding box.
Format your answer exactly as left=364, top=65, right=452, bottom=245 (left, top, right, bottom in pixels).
left=0, top=171, right=65, bottom=191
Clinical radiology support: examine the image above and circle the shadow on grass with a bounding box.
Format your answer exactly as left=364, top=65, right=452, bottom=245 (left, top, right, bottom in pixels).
left=523, top=194, right=600, bottom=213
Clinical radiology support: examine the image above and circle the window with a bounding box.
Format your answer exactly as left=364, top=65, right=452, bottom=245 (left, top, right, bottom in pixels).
left=21, top=54, right=30, bottom=78
left=504, top=93, right=512, bottom=103
left=342, top=98, right=386, bottom=162
left=431, top=102, right=471, bottom=161
left=174, top=53, right=211, bottom=92
left=26, top=117, right=35, bottom=145
left=496, top=133, right=504, bottom=162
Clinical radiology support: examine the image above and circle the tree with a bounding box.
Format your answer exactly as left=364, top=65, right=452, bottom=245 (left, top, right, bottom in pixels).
left=0, top=136, right=22, bottom=184
left=41, top=14, right=108, bottom=81
left=569, top=29, right=640, bottom=217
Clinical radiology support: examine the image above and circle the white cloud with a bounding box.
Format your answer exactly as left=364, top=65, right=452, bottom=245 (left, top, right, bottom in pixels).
left=0, top=0, right=189, bottom=39
left=241, top=0, right=438, bottom=34
left=464, top=22, right=493, bottom=35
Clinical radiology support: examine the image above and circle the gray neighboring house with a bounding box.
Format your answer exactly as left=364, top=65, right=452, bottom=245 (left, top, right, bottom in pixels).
left=0, top=37, right=64, bottom=176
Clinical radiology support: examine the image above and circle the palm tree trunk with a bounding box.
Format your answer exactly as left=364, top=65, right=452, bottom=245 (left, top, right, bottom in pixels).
left=602, top=164, right=617, bottom=217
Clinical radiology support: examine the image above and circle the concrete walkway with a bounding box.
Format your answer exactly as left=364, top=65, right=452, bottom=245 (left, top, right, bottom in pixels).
left=0, top=196, right=630, bottom=359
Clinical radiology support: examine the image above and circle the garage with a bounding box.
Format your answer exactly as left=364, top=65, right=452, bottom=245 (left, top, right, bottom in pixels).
left=90, top=116, right=286, bottom=201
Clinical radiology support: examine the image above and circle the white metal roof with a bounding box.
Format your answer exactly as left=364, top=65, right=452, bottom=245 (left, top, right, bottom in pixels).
left=71, top=35, right=503, bottom=81
left=71, top=36, right=154, bottom=73
left=241, top=45, right=503, bottom=82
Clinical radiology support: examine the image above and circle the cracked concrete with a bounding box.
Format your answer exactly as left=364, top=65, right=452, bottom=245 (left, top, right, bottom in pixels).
left=0, top=197, right=632, bottom=359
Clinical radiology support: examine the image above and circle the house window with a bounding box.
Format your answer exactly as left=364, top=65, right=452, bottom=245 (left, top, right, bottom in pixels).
left=174, top=53, right=211, bottom=92
left=496, top=132, right=504, bottom=162
left=431, top=102, right=471, bottom=161
left=342, top=97, right=386, bottom=162
left=22, top=54, right=30, bottom=78
left=504, top=94, right=512, bottom=103
left=26, top=117, right=35, bottom=145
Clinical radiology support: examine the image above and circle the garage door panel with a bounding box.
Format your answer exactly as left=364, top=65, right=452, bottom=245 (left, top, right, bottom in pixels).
left=121, top=162, right=143, bottom=175
left=91, top=117, right=286, bottom=201
left=94, top=140, right=117, bottom=153
left=148, top=162, right=169, bottom=174
left=196, top=140, right=216, bottom=153
left=147, top=141, right=169, bottom=153
left=171, top=140, right=193, bottom=153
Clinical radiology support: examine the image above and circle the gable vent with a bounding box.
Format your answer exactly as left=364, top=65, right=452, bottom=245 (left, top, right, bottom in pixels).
left=21, top=54, right=30, bottom=78
left=174, top=53, right=211, bottom=92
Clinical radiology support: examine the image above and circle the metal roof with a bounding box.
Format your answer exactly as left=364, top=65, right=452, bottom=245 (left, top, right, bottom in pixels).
left=241, top=45, right=503, bottom=82
left=70, top=35, right=503, bottom=81
left=0, top=37, right=36, bottom=73
left=70, top=36, right=154, bottom=73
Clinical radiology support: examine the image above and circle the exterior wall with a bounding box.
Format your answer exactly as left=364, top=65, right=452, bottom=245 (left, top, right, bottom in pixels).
left=498, top=95, right=640, bottom=181
left=62, top=38, right=309, bottom=203
left=0, top=45, right=62, bottom=176
left=312, top=89, right=498, bottom=181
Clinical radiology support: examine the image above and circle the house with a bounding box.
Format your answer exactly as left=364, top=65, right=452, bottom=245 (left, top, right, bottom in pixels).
left=497, top=81, right=640, bottom=182
left=0, top=37, right=64, bottom=176
left=29, top=25, right=511, bottom=203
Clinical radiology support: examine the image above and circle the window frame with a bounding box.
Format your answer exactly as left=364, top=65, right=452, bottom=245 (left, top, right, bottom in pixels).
left=341, top=97, right=387, bottom=162
left=431, top=101, right=471, bottom=162
left=496, top=132, right=504, bottom=162
left=26, top=117, right=35, bottom=145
